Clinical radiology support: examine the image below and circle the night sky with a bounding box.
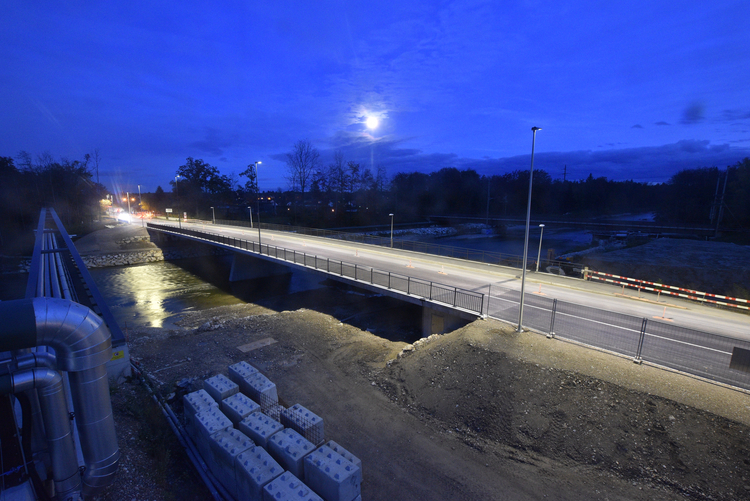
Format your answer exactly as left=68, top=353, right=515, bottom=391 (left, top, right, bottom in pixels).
left=2, top=1, right=749, bottom=194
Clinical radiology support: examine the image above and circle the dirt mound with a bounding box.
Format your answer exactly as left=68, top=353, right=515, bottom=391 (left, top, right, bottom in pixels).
left=105, top=298, right=750, bottom=500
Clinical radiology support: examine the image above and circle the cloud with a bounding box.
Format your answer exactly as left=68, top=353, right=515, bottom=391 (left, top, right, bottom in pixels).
left=681, top=102, right=705, bottom=124
left=655, top=121, right=670, bottom=126
left=631, top=124, right=644, bottom=129
left=720, top=109, right=750, bottom=122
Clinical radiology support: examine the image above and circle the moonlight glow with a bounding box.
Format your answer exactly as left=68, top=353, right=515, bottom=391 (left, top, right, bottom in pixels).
left=366, top=116, right=379, bottom=129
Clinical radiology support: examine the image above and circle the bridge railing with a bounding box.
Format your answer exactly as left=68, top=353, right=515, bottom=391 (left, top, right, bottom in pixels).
left=486, top=281, right=750, bottom=391
left=213, top=218, right=586, bottom=278
left=147, top=223, right=485, bottom=316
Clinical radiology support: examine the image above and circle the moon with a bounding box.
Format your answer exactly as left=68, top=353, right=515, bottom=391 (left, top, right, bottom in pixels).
left=365, top=116, right=379, bottom=129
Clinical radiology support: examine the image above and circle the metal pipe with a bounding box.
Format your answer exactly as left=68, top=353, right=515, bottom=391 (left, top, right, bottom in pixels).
left=1, top=368, right=82, bottom=500
left=0, top=297, right=120, bottom=498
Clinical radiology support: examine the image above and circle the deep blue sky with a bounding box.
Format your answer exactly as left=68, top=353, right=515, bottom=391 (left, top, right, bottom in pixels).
left=2, top=1, right=749, bottom=194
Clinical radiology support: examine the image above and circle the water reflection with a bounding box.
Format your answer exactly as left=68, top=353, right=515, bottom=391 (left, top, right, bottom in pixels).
left=88, top=256, right=320, bottom=330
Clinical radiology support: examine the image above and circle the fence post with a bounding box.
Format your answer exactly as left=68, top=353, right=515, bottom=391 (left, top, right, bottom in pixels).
left=370, top=268, right=373, bottom=284
left=407, top=277, right=411, bottom=295
left=327, top=258, right=330, bottom=273
left=634, top=318, right=647, bottom=364
left=388, top=272, right=391, bottom=289
left=429, top=282, right=433, bottom=300
left=453, top=288, right=457, bottom=307
left=355, top=264, right=358, bottom=280
left=547, top=299, right=557, bottom=339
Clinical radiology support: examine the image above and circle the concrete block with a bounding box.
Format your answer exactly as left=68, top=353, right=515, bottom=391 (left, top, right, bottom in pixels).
left=281, top=404, right=325, bottom=445
left=203, top=373, right=239, bottom=402
left=209, top=428, right=255, bottom=499
left=239, top=411, right=284, bottom=450
left=228, top=361, right=259, bottom=390
left=262, top=471, right=323, bottom=501
left=235, top=445, right=284, bottom=501
left=323, top=440, right=362, bottom=471
left=242, top=372, right=277, bottom=405
left=194, top=407, right=233, bottom=462
left=304, top=445, right=361, bottom=501
left=221, top=392, right=261, bottom=427
left=183, top=389, right=218, bottom=436
left=267, top=428, right=315, bottom=478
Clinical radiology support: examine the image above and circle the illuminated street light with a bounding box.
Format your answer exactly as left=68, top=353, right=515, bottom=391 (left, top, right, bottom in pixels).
left=210, top=206, right=215, bottom=224
left=389, top=213, right=394, bottom=248
left=536, top=224, right=545, bottom=273
left=517, top=126, right=542, bottom=333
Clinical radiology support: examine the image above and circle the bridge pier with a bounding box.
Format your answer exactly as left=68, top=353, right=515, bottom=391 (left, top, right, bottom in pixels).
left=229, top=253, right=291, bottom=282
left=421, top=302, right=471, bottom=337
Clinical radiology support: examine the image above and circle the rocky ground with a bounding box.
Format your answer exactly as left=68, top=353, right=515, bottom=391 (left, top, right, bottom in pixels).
left=100, top=284, right=750, bottom=501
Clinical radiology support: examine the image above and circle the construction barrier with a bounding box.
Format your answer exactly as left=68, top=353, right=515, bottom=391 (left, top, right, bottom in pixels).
left=588, top=270, right=749, bottom=311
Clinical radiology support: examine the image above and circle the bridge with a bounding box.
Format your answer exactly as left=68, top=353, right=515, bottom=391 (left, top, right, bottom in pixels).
left=147, top=219, right=750, bottom=391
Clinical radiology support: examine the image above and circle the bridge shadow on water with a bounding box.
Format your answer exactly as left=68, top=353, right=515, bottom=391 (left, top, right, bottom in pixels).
left=171, top=254, right=425, bottom=344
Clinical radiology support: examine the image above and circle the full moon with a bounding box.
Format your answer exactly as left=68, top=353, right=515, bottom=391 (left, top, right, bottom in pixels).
left=365, top=116, right=379, bottom=129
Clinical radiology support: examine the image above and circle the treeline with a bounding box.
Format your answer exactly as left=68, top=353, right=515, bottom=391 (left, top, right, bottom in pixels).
left=0, top=153, right=107, bottom=253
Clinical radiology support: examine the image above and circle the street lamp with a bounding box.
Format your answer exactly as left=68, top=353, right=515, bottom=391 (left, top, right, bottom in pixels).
left=255, top=161, right=262, bottom=249
left=210, top=206, right=215, bottom=224
left=389, top=213, right=394, bottom=248
left=248, top=207, right=253, bottom=229
left=517, top=126, right=542, bottom=333
left=175, top=175, right=181, bottom=228
left=536, top=224, right=545, bottom=273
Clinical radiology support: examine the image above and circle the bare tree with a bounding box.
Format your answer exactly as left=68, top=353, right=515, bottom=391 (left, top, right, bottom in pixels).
left=285, top=139, right=320, bottom=205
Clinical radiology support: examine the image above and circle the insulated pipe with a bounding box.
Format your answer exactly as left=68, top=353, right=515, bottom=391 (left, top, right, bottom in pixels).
left=0, top=297, right=120, bottom=498
left=1, top=368, right=82, bottom=500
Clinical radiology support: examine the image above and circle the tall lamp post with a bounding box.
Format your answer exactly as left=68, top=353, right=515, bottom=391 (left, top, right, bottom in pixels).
left=389, top=213, right=394, bottom=248
left=175, top=175, right=181, bottom=228
left=536, top=224, right=545, bottom=272
left=517, top=126, right=542, bottom=332
left=210, top=206, right=215, bottom=224
left=254, top=161, right=262, bottom=249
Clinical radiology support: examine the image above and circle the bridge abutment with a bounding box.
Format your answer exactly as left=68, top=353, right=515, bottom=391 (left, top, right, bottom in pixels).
left=421, top=303, right=471, bottom=337
left=229, top=253, right=291, bottom=282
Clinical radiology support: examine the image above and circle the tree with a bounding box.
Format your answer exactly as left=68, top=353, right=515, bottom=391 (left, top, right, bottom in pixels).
left=239, top=162, right=259, bottom=197
left=175, top=157, right=231, bottom=195
left=285, top=139, right=320, bottom=205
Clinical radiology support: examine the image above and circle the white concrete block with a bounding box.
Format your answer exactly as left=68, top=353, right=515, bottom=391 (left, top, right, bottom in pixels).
left=304, top=445, right=361, bottom=501
left=262, top=471, right=323, bottom=501
left=281, top=404, right=324, bottom=445
left=239, top=411, right=284, bottom=450
left=203, top=373, right=239, bottom=402
left=183, top=389, right=218, bottom=436
left=323, top=440, right=362, bottom=471
left=228, top=361, right=259, bottom=389
left=209, top=428, right=255, bottom=499
left=194, top=407, right=232, bottom=463
left=242, top=372, right=277, bottom=404
left=235, top=446, right=284, bottom=501
left=221, top=392, right=261, bottom=427
left=267, top=428, right=315, bottom=479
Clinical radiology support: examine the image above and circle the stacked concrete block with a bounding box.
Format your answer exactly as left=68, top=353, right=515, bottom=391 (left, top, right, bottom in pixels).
left=183, top=389, right=218, bottom=436
left=262, top=401, right=285, bottom=421
left=267, top=428, right=315, bottom=478
left=239, top=411, right=284, bottom=449
left=193, top=407, right=233, bottom=464
left=209, top=428, right=255, bottom=499
left=228, top=360, right=259, bottom=391
left=203, top=373, right=239, bottom=402
left=304, top=444, right=362, bottom=501
left=236, top=445, right=284, bottom=501
left=323, top=441, right=362, bottom=472
left=242, top=371, right=278, bottom=405
left=221, top=392, right=261, bottom=427
left=281, top=404, right=325, bottom=445
left=262, top=471, right=323, bottom=501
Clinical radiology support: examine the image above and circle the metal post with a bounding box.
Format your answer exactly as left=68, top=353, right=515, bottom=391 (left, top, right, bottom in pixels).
left=536, top=223, right=545, bottom=272
left=248, top=207, right=253, bottom=229
left=547, top=298, right=557, bottom=338
left=517, top=126, right=541, bottom=332
left=255, top=161, right=262, bottom=247
left=389, top=213, right=394, bottom=248
left=211, top=207, right=215, bottom=224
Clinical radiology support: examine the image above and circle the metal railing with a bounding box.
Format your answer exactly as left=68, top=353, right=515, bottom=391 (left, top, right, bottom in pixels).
left=486, top=281, right=750, bottom=391
left=147, top=223, right=484, bottom=315
left=212, top=218, right=585, bottom=277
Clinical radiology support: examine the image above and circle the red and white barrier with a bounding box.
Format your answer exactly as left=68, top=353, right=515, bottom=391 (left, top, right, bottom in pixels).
left=588, top=270, right=749, bottom=310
